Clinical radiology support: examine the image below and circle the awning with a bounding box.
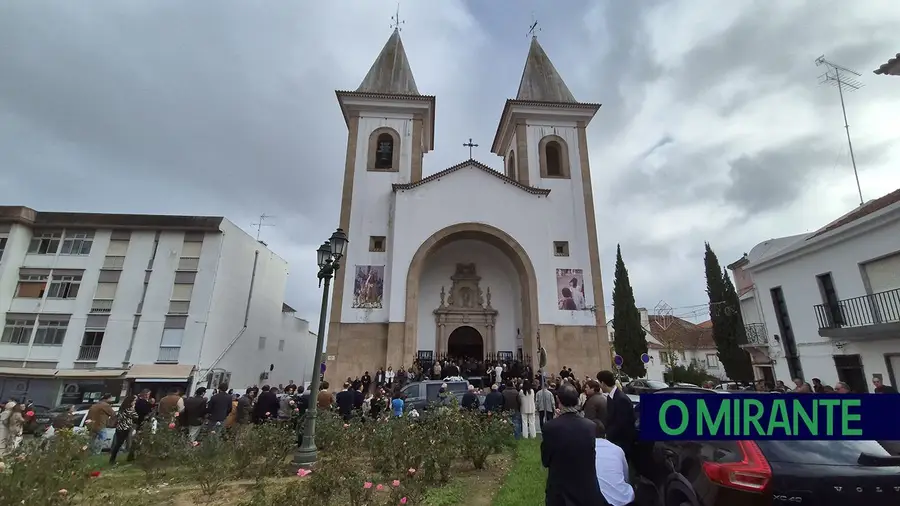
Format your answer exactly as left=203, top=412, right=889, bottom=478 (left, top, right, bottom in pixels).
left=0, top=367, right=58, bottom=377
left=126, top=364, right=195, bottom=382
left=55, top=369, right=127, bottom=378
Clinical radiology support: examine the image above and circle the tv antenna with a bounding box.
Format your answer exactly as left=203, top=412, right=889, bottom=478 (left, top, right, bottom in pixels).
left=390, top=3, right=405, bottom=32
left=251, top=213, right=275, bottom=241
left=654, top=301, right=674, bottom=331
left=816, top=55, right=864, bottom=206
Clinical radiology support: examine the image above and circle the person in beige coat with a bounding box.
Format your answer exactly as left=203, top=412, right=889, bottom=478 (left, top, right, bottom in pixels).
left=0, top=401, right=15, bottom=457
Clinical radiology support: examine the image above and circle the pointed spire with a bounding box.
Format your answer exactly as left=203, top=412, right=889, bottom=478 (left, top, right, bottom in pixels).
left=516, top=37, right=577, bottom=103
left=356, top=28, right=420, bottom=95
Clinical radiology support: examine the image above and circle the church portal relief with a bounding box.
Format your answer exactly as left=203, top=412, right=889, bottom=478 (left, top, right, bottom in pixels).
left=434, top=263, right=498, bottom=358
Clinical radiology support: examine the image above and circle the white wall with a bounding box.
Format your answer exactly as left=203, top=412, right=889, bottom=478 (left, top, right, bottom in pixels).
left=416, top=239, right=521, bottom=352
left=381, top=165, right=597, bottom=328
left=749, top=214, right=900, bottom=388
left=338, top=113, right=417, bottom=323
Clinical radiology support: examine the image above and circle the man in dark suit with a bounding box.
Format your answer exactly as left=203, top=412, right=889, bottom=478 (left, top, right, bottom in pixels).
left=597, top=370, right=636, bottom=456
left=335, top=383, right=355, bottom=421
left=541, top=383, right=608, bottom=506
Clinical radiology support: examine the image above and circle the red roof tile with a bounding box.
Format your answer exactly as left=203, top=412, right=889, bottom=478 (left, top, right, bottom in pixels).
left=647, top=315, right=716, bottom=350
left=807, top=187, right=900, bottom=240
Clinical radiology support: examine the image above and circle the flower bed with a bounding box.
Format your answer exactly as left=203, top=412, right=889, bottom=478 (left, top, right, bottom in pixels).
left=0, top=406, right=515, bottom=506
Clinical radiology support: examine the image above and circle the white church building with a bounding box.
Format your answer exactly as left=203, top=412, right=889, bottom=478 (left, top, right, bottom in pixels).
left=324, top=29, right=611, bottom=382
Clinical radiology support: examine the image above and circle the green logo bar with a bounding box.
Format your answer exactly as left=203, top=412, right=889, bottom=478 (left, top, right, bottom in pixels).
left=658, top=397, right=864, bottom=437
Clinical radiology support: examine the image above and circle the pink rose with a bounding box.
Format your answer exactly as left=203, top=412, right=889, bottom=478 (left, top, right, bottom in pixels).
left=392, top=479, right=400, bottom=487
left=363, top=482, right=373, bottom=489
left=58, top=489, right=68, bottom=496
left=265, top=411, right=271, bottom=416
left=407, top=468, right=416, bottom=476
left=168, top=423, right=176, bottom=429
left=400, top=498, right=408, bottom=504
left=376, top=484, right=384, bottom=491
left=296, top=468, right=312, bottom=477
left=294, top=408, right=299, bottom=413
left=343, top=424, right=350, bottom=428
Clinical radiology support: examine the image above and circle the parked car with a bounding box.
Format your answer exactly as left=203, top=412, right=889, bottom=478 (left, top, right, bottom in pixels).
left=625, top=379, right=670, bottom=395
left=635, top=388, right=900, bottom=505
left=399, top=380, right=469, bottom=412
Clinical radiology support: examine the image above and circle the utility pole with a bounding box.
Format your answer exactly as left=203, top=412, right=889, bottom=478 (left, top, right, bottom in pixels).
left=816, top=55, right=865, bottom=206
left=251, top=213, right=275, bottom=241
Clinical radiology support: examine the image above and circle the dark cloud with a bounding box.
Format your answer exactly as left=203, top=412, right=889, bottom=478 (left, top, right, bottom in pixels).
left=1, top=0, right=898, bottom=325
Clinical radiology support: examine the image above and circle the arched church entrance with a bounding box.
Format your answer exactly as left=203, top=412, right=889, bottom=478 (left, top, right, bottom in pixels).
left=402, top=223, right=540, bottom=370
left=447, top=326, right=484, bottom=360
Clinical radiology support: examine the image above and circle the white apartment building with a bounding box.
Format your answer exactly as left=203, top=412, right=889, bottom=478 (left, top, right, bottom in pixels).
left=728, top=188, right=900, bottom=392
left=0, top=206, right=317, bottom=407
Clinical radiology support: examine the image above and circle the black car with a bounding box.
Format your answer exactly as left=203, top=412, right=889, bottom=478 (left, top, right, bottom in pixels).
left=398, top=380, right=470, bottom=412
left=636, top=389, right=900, bottom=505
left=626, top=379, right=670, bottom=395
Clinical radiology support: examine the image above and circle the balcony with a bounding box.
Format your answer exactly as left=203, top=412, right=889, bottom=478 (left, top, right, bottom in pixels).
left=76, top=345, right=101, bottom=362
left=814, top=288, right=900, bottom=340
left=90, top=299, right=113, bottom=313
left=157, top=346, right=181, bottom=363
left=740, top=323, right=769, bottom=347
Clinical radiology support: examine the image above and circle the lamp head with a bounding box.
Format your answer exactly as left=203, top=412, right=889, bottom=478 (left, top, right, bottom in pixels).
left=316, top=241, right=332, bottom=269
left=330, top=228, right=348, bottom=260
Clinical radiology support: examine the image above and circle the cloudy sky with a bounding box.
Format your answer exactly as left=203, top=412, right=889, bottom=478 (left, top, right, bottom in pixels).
left=2, top=0, right=898, bottom=327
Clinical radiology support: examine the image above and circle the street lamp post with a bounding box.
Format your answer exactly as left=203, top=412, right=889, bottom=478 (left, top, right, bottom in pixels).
left=292, top=228, right=348, bottom=469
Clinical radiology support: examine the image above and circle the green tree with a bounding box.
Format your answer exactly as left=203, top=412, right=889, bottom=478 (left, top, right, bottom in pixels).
left=704, top=243, right=754, bottom=382
left=612, top=244, right=648, bottom=378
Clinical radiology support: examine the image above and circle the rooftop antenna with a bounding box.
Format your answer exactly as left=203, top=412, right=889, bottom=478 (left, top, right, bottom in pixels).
left=816, top=55, right=864, bottom=206
left=390, top=3, right=405, bottom=32
left=527, top=12, right=541, bottom=38
left=251, top=213, right=275, bottom=241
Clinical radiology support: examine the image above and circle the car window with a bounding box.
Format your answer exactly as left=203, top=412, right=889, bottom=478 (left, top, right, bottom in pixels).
left=400, top=385, right=418, bottom=397
left=757, top=440, right=893, bottom=466
left=426, top=384, right=442, bottom=400
left=447, top=383, right=468, bottom=393
left=646, top=381, right=669, bottom=389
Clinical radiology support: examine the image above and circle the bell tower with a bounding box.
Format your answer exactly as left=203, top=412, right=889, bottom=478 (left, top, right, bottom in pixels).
left=326, top=28, right=436, bottom=382
left=491, top=35, right=611, bottom=373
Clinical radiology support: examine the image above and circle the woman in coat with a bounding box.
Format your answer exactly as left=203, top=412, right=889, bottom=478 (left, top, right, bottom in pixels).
left=0, top=401, right=14, bottom=456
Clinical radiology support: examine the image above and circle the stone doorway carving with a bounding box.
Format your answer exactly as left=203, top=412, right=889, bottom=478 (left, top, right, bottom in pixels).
left=434, top=263, right=498, bottom=358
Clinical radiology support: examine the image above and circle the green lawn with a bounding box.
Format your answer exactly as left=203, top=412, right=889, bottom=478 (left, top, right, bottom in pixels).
left=492, top=439, right=546, bottom=506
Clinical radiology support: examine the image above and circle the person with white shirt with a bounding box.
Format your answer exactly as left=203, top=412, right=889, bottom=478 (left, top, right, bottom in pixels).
left=592, top=420, right=635, bottom=506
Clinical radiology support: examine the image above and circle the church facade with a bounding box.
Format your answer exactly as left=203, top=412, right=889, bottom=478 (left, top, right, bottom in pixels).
left=324, top=29, right=611, bottom=382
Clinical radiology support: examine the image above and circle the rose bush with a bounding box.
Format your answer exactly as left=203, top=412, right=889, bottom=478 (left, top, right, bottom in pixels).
left=0, top=429, right=91, bottom=506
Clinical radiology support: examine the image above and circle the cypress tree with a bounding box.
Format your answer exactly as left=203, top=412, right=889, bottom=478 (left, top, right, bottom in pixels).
left=704, top=243, right=754, bottom=382
left=612, top=244, right=648, bottom=378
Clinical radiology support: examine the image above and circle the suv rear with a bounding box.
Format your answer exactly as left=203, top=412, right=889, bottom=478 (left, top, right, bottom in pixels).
left=399, top=380, right=469, bottom=412
left=638, top=390, right=900, bottom=505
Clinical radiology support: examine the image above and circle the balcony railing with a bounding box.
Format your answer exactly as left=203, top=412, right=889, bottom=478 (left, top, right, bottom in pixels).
left=742, top=323, right=769, bottom=346
left=77, top=345, right=101, bottom=361
left=814, top=288, right=900, bottom=330
left=157, top=346, right=180, bottom=363
left=90, top=299, right=113, bottom=313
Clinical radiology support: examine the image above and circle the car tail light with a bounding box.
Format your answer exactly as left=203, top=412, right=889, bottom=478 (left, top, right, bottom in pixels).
left=701, top=440, right=771, bottom=493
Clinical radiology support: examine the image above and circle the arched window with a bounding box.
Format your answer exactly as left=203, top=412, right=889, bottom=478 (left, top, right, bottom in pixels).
left=539, top=135, right=571, bottom=179
left=507, top=150, right=517, bottom=180
left=375, top=134, right=394, bottom=169
left=367, top=127, right=401, bottom=172
left=545, top=142, right=562, bottom=176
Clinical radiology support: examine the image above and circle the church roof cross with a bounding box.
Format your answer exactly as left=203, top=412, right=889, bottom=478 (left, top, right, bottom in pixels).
left=463, top=138, right=479, bottom=159
left=390, top=3, right=405, bottom=32
left=527, top=13, right=541, bottom=38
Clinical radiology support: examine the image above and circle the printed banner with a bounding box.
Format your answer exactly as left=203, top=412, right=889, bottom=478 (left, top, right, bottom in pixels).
left=638, top=393, right=900, bottom=440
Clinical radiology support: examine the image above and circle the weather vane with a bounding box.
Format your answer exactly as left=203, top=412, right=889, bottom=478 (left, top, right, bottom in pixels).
left=527, top=13, right=541, bottom=38
left=390, top=3, right=405, bottom=31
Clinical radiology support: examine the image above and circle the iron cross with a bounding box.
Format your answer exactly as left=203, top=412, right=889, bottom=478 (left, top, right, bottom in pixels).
left=527, top=13, right=541, bottom=37
left=463, top=138, right=479, bottom=159
left=390, top=3, right=405, bottom=31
